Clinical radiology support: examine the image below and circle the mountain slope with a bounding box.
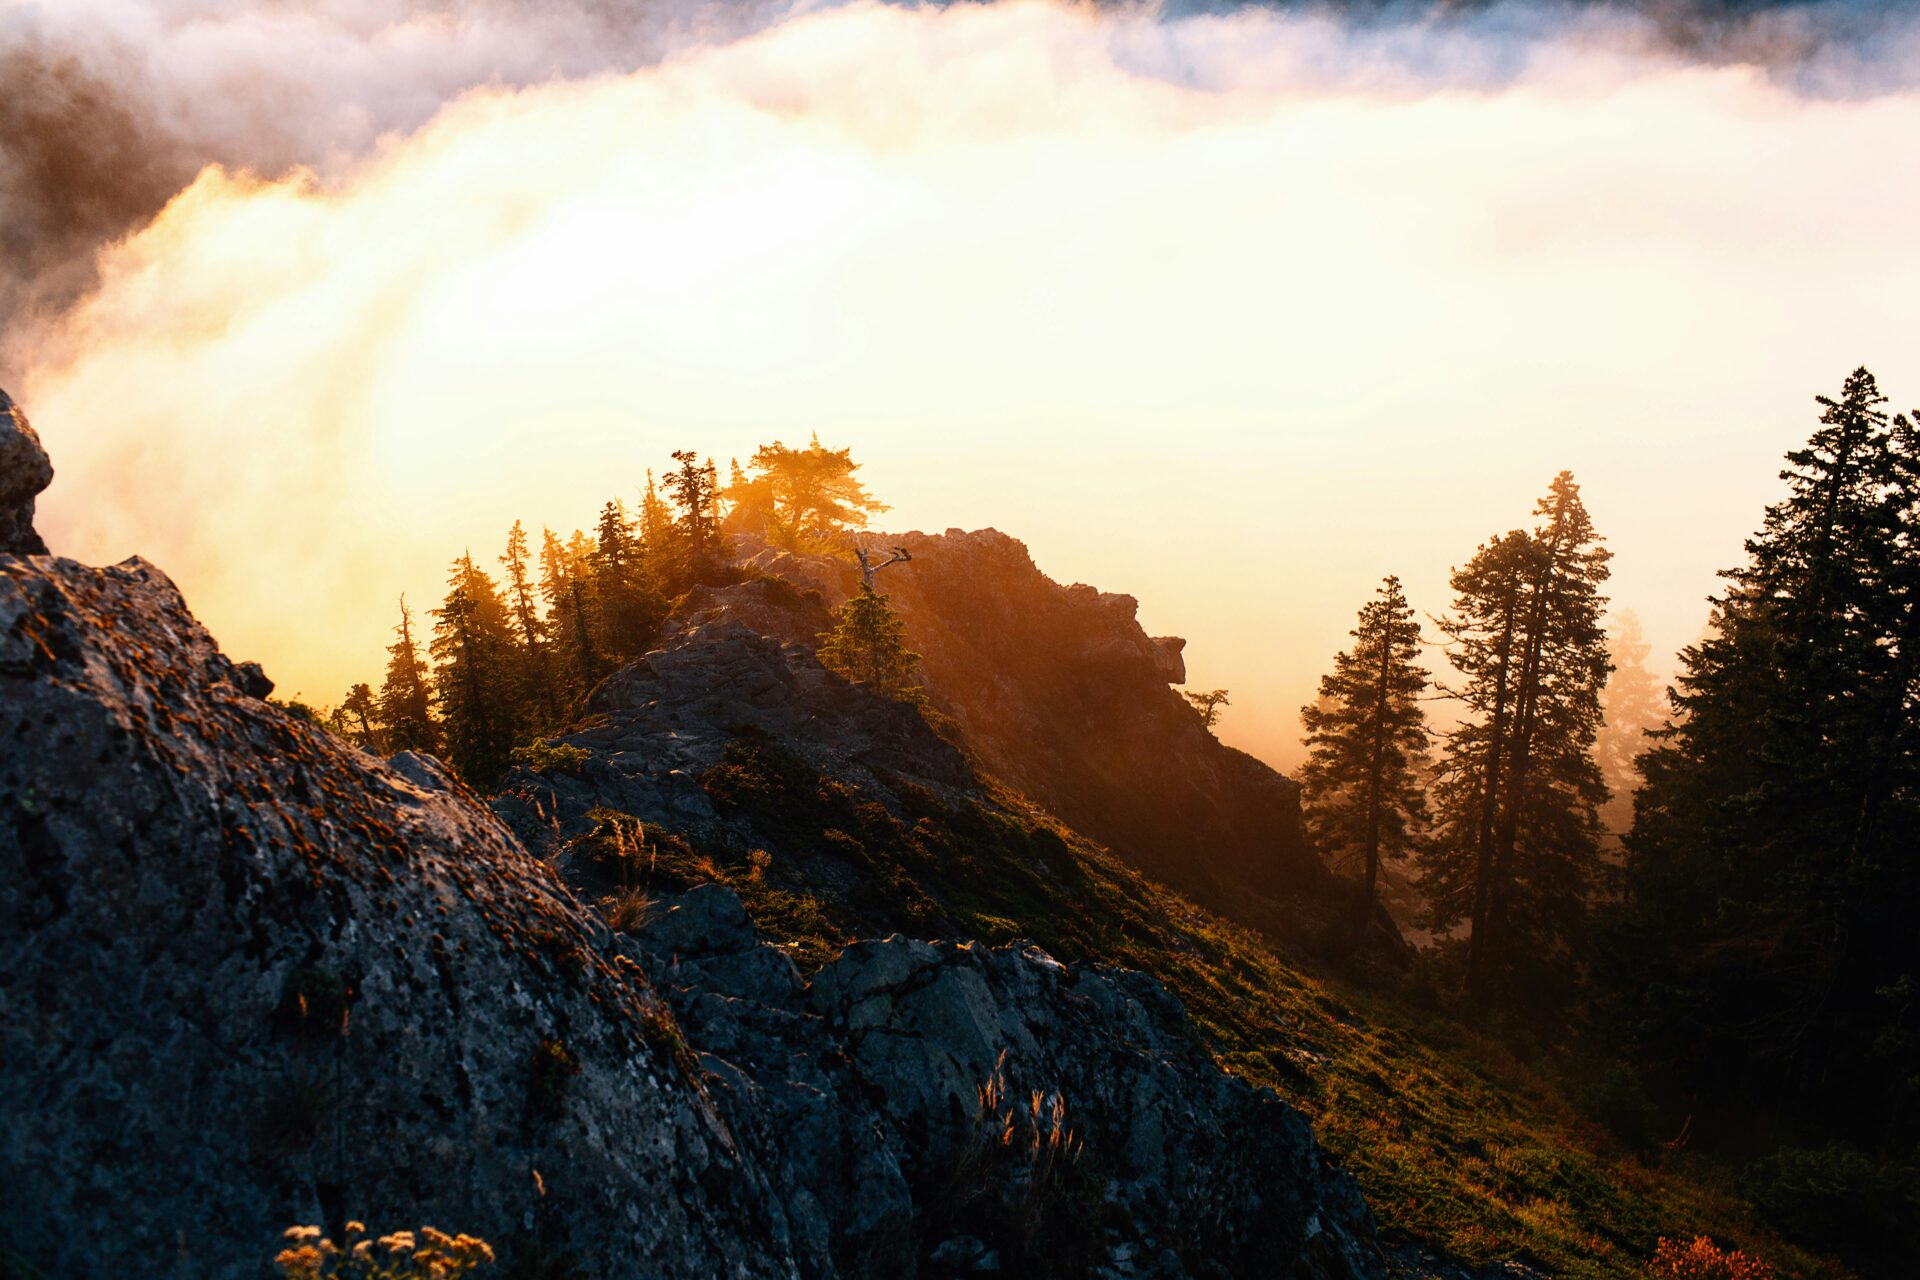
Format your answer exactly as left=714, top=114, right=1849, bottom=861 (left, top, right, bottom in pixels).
left=0, top=407, right=1383, bottom=1278
left=499, top=569, right=1825, bottom=1280
left=729, top=529, right=1399, bottom=961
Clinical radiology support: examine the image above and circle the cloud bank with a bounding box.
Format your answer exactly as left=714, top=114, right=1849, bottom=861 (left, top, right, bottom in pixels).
left=11, top=0, right=1920, bottom=768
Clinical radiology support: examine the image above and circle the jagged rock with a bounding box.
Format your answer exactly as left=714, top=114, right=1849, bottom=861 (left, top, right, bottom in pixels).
left=668, top=576, right=837, bottom=650
left=633, top=891, right=1384, bottom=1279
left=233, top=658, right=275, bottom=698
left=499, top=615, right=974, bottom=866
left=0, top=388, right=53, bottom=555
left=0, top=555, right=802, bottom=1278
left=806, top=932, right=1381, bottom=1278
left=1148, top=635, right=1187, bottom=684
left=721, top=529, right=1404, bottom=963
left=3, top=549, right=1387, bottom=1278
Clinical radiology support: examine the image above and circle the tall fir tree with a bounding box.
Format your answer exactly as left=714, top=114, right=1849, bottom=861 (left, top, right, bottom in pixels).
left=662, top=449, right=726, bottom=588
left=638, top=470, right=673, bottom=563
left=500, top=519, right=558, bottom=719
left=429, top=552, right=523, bottom=786
left=1616, top=368, right=1920, bottom=1133
left=340, top=681, right=380, bottom=751
left=540, top=526, right=602, bottom=702
left=1421, top=472, right=1612, bottom=1009
left=377, top=596, right=438, bottom=754
left=818, top=586, right=923, bottom=703
left=1299, top=575, right=1432, bottom=909
left=592, top=499, right=666, bottom=661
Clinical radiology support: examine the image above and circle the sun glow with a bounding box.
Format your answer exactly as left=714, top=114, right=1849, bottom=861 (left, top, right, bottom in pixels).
left=21, top=0, right=1920, bottom=768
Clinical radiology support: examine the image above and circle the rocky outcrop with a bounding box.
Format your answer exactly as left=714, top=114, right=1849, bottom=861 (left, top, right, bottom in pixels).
left=496, top=613, right=975, bottom=858
left=729, top=530, right=1402, bottom=960
left=0, top=554, right=799, bottom=1277
left=0, top=388, right=52, bottom=554
left=2, top=547, right=1385, bottom=1276
left=630, top=884, right=1382, bottom=1279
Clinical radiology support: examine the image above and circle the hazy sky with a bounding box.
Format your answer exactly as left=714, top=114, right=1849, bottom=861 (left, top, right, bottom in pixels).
left=14, top=0, right=1920, bottom=771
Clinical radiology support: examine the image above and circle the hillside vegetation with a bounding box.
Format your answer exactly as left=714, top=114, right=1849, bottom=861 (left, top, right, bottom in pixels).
left=520, top=728, right=1826, bottom=1280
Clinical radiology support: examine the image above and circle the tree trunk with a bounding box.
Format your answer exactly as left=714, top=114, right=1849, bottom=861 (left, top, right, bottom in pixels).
left=1362, top=624, right=1392, bottom=908
left=1464, top=589, right=1519, bottom=1008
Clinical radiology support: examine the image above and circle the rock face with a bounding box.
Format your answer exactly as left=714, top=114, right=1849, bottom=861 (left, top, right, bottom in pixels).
left=1, top=549, right=1385, bottom=1277
left=497, top=612, right=974, bottom=856
left=732, top=529, right=1398, bottom=958
left=0, top=555, right=798, bottom=1278
left=631, top=885, right=1381, bottom=1280
left=0, top=388, right=52, bottom=555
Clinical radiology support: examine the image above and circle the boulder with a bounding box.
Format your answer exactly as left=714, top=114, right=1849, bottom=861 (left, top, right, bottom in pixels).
left=0, top=554, right=800, bottom=1278
left=1149, top=635, right=1187, bottom=684
left=0, top=389, right=52, bottom=555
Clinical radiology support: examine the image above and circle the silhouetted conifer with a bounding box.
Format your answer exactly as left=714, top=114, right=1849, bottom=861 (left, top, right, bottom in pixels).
left=500, top=519, right=558, bottom=718
left=732, top=435, right=888, bottom=550
left=340, top=681, right=380, bottom=751
left=1299, top=576, right=1431, bottom=909
left=429, top=553, right=522, bottom=785
left=1420, top=472, right=1612, bottom=1010
left=662, top=450, right=727, bottom=588
left=377, top=595, right=438, bottom=755
left=540, top=527, right=602, bottom=701
left=1615, top=368, right=1920, bottom=1134
left=592, top=499, right=666, bottom=660
left=1184, top=688, right=1231, bottom=732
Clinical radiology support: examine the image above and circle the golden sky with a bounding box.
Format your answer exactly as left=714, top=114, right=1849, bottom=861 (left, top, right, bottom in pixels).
left=22, top=1, right=1920, bottom=771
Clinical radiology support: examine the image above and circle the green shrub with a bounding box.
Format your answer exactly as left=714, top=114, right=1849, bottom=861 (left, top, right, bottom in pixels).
left=510, top=741, right=590, bottom=776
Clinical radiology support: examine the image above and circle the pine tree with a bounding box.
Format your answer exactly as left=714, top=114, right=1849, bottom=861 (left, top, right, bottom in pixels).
left=662, top=449, right=726, bottom=588
left=1617, top=368, right=1920, bottom=1130
left=592, top=500, right=665, bottom=661
left=818, top=585, right=923, bottom=702
left=540, top=526, right=602, bottom=701
left=500, top=519, right=557, bottom=719
left=340, top=682, right=380, bottom=751
left=638, top=471, right=672, bottom=561
left=1184, top=689, right=1231, bottom=732
left=429, top=552, right=522, bottom=786
left=1298, top=576, right=1431, bottom=909
left=377, top=596, right=438, bottom=755
left=1421, top=472, right=1612, bottom=1009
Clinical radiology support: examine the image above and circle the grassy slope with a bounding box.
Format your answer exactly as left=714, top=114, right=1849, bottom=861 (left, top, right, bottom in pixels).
left=567, top=738, right=1829, bottom=1279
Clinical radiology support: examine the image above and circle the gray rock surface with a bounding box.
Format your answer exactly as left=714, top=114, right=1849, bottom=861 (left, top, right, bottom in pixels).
left=0, top=555, right=799, bottom=1278
left=498, top=612, right=975, bottom=868
left=2, top=550, right=1387, bottom=1278
left=0, top=388, right=52, bottom=555
left=629, top=888, right=1383, bottom=1279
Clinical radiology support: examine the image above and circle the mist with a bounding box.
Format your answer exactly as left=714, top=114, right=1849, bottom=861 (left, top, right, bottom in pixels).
left=10, top=0, right=1920, bottom=771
